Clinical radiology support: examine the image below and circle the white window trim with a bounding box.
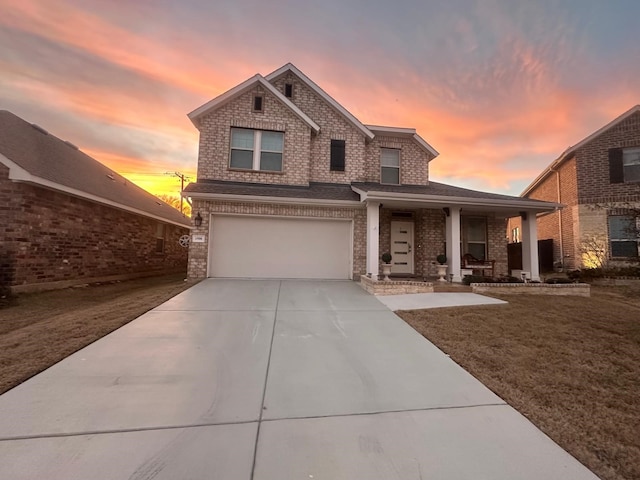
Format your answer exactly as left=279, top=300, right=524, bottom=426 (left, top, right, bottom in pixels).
left=380, top=148, right=401, bottom=185
left=230, top=128, right=284, bottom=172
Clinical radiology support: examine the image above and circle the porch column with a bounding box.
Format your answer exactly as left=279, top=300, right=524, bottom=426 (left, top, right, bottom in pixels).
left=445, top=207, right=462, bottom=282
left=366, top=201, right=380, bottom=280
left=521, top=212, right=540, bottom=281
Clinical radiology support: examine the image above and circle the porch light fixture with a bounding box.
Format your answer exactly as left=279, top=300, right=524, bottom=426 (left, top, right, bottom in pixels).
left=194, top=212, right=203, bottom=227
left=519, top=211, right=528, bottom=220
left=442, top=207, right=450, bottom=217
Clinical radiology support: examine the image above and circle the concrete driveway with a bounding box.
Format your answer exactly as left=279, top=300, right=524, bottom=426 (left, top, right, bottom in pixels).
left=0, top=279, right=598, bottom=479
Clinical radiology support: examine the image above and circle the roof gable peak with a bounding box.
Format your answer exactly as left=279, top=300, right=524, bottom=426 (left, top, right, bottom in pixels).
left=265, top=63, right=374, bottom=140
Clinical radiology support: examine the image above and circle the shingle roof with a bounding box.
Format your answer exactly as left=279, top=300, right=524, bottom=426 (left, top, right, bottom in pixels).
left=184, top=180, right=360, bottom=202
left=0, top=110, right=190, bottom=227
left=352, top=181, right=551, bottom=203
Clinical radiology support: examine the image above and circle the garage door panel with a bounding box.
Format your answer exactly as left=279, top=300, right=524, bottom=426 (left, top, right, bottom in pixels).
left=209, top=216, right=351, bottom=279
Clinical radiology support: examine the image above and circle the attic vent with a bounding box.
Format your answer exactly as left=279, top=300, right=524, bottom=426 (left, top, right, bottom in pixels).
left=284, top=83, right=293, bottom=98
left=64, top=140, right=79, bottom=150
left=155, top=201, right=163, bottom=205
left=31, top=124, right=49, bottom=135
left=106, top=174, right=115, bottom=181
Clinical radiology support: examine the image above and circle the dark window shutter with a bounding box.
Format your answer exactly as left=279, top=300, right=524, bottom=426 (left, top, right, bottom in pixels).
left=330, top=140, right=345, bottom=171
left=609, top=148, right=624, bottom=183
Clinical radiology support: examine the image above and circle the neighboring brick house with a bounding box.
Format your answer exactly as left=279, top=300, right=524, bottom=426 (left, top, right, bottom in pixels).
left=184, top=63, right=557, bottom=282
left=513, top=105, right=640, bottom=270
left=0, top=111, right=191, bottom=293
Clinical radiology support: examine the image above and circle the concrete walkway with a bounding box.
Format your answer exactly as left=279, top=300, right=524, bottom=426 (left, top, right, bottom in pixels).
left=0, top=280, right=598, bottom=479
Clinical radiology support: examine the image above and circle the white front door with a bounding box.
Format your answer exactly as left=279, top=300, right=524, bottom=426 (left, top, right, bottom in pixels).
left=390, top=221, right=414, bottom=275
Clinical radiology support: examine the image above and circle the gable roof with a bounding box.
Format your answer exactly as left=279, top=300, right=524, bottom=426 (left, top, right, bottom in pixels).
left=265, top=63, right=375, bottom=140
left=365, top=124, right=439, bottom=158
left=188, top=74, right=320, bottom=132
left=522, top=104, right=640, bottom=197
left=0, top=110, right=190, bottom=227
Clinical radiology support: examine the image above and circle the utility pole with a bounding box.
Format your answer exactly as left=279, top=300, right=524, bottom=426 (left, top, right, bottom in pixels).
left=165, top=172, right=191, bottom=213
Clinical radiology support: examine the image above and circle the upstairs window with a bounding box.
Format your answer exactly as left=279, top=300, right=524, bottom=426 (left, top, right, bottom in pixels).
left=284, top=83, right=293, bottom=98
left=610, top=147, right=640, bottom=183
left=230, top=128, right=284, bottom=172
left=608, top=215, right=639, bottom=257
left=330, top=139, right=345, bottom=171
left=253, top=95, right=263, bottom=112
left=380, top=148, right=400, bottom=184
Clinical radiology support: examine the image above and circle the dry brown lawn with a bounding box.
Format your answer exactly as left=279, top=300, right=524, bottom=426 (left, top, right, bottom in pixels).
left=0, top=274, right=193, bottom=395
left=398, top=285, right=640, bottom=480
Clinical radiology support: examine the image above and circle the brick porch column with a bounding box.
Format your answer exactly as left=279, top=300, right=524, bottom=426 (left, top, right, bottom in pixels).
left=366, top=201, right=380, bottom=280
left=521, top=212, right=540, bottom=281
left=445, top=207, right=462, bottom=282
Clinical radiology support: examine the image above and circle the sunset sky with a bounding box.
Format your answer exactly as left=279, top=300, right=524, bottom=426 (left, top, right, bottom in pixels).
left=1, top=0, right=638, bottom=198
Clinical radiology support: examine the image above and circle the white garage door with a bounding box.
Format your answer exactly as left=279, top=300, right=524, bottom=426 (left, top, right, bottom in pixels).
left=209, top=215, right=352, bottom=279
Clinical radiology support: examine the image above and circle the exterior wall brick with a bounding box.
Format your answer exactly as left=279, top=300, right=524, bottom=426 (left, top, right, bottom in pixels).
left=0, top=164, right=188, bottom=292
left=525, top=156, right=578, bottom=268
left=524, top=111, right=640, bottom=269
left=270, top=72, right=369, bottom=184
left=365, top=136, right=433, bottom=185
left=575, top=111, right=640, bottom=202
left=197, top=85, right=312, bottom=186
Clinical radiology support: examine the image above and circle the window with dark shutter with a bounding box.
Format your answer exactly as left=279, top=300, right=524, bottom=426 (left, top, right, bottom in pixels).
left=609, top=148, right=624, bottom=183
left=330, top=140, right=345, bottom=171
left=285, top=83, right=293, bottom=98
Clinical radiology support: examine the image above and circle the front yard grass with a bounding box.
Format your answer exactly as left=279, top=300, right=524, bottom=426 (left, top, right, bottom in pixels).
left=398, top=285, right=640, bottom=480
left=0, top=274, right=193, bottom=395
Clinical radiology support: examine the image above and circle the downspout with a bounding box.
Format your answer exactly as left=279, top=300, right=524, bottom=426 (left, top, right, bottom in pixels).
left=554, top=169, right=564, bottom=266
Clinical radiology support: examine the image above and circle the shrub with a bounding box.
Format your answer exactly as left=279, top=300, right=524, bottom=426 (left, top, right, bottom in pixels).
left=436, top=254, right=447, bottom=265
left=381, top=252, right=392, bottom=263
left=545, top=277, right=574, bottom=284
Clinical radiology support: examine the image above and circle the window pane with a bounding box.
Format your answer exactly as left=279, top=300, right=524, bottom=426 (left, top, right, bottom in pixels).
left=260, top=152, right=282, bottom=171
left=467, top=242, right=486, bottom=260
left=466, top=217, right=487, bottom=242
left=261, top=131, right=283, bottom=152
left=381, top=166, right=399, bottom=184
left=624, top=164, right=640, bottom=182
left=381, top=148, right=400, bottom=166
left=231, top=129, right=254, bottom=149
left=230, top=149, right=253, bottom=169
left=611, top=240, right=638, bottom=257
left=609, top=215, right=635, bottom=240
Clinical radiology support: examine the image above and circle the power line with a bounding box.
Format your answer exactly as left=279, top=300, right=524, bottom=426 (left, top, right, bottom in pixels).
left=165, top=172, right=192, bottom=214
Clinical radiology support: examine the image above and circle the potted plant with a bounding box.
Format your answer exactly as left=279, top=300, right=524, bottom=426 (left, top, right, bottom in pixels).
left=381, top=252, right=392, bottom=281
left=436, top=254, right=448, bottom=282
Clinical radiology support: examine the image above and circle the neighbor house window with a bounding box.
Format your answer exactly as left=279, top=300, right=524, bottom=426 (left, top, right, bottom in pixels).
left=230, top=128, right=284, bottom=172
left=609, top=147, right=640, bottom=183
left=608, top=215, right=639, bottom=257
left=462, top=216, right=487, bottom=259
left=381, top=148, right=400, bottom=184
left=330, top=139, right=345, bottom=171
left=156, top=223, right=166, bottom=253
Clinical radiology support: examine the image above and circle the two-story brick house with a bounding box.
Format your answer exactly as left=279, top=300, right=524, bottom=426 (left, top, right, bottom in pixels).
left=513, top=105, right=640, bottom=270
left=184, top=63, right=557, bottom=282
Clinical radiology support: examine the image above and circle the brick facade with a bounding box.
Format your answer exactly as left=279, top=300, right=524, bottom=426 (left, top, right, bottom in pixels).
left=523, top=110, right=640, bottom=269
left=0, top=164, right=188, bottom=292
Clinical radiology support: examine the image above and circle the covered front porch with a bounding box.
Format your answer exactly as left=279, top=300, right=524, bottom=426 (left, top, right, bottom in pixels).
left=352, top=183, right=559, bottom=283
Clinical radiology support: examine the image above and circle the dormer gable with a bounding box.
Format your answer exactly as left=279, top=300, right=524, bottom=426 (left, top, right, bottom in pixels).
left=188, top=74, right=320, bottom=133
left=265, top=63, right=374, bottom=141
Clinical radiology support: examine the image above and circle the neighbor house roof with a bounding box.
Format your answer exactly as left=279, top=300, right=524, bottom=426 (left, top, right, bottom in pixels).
left=0, top=110, right=190, bottom=227
left=265, top=63, right=375, bottom=140
left=188, top=74, right=320, bottom=133
left=521, top=104, right=640, bottom=197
